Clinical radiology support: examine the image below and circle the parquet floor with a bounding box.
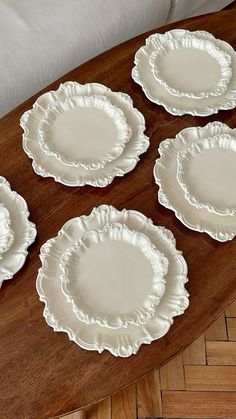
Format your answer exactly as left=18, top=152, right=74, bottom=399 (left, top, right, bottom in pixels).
left=62, top=299, right=236, bottom=419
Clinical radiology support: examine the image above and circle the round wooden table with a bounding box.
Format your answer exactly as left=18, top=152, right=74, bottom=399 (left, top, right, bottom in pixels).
left=1, top=9, right=236, bottom=419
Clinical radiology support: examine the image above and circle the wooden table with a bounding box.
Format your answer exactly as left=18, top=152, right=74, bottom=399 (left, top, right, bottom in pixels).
left=1, top=9, right=236, bottom=419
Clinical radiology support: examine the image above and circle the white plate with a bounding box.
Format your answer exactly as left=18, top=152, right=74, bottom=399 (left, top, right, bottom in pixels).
left=36, top=205, right=189, bottom=357
left=0, top=177, right=37, bottom=288
left=154, top=122, right=236, bottom=242
left=132, top=29, right=236, bottom=116
left=177, top=134, right=236, bottom=216
left=60, top=223, right=168, bottom=328
left=0, top=205, right=14, bottom=258
left=20, top=82, right=149, bottom=187
left=149, top=34, right=231, bottom=99
left=38, top=95, right=132, bottom=171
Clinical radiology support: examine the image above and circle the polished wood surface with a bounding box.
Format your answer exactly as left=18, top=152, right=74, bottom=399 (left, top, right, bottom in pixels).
left=66, top=303, right=236, bottom=419
left=0, top=10, right=236, bottom=419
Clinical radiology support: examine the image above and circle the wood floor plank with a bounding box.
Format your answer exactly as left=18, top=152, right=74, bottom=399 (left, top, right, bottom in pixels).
left=86, top=398, right=111, bottom=419
left=227, top=317, right=236, bottom=341
left=185, top=366, right=236, bottom=391
left=61, top=411, right=86, bottom=419
left=205, top=314, right=227, bottom=341
left=112, top=385, right=136, bottom=419
left=183, top=334, right=206, bottom=365
left=162, top=391, right=236, bottom=418
left=160, top=354, right=185, bottom=390
left=207, top=341, right=236, bottom=365
left=136, top=370, right=162, bottom=418
left=226, top=301, right=236, bottom=317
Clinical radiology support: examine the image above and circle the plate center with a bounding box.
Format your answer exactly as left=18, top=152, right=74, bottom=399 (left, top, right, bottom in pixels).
left=70, top=240, right=154, bottom=314
left=185, top=148, right=236, bottom=209
left=48, top=105, right=121, bottom=161
left=157, top=48, right=221, bottom=93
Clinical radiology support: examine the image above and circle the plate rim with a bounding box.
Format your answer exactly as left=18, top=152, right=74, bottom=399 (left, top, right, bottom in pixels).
left=36, top=205, right=189, bottom=357
left=153, top=121, right=236, bottom=242
left=132, top=29, right=236, bottom=116
left=20, top=82, right=149, bottom=187
left=177, top=133, right=236, bottom=216
left=0, top=177, right=37, bottom=288
left=148, top=34, right=232, bottom=99
left=38, top=94, right=132, bottom=171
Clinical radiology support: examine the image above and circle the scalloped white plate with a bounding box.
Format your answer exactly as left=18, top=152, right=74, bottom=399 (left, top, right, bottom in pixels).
left=38, top=95, right=132, bottom=171
left=132, top=29, right=236, bottom=116
left=154, top=122, right=236, bottom=242
left=0, top=177, right=37, bottom=288
left=20, top=82, right=149, bottom=187
left=149, top=34, right=231, bottom=99
left=60, top=222, right=168, bottom=329
left=36, top=205, right=189, bottom=357
left=0, top=205, right=14, bottom=258
left=177, top=134, right=236, bottom=216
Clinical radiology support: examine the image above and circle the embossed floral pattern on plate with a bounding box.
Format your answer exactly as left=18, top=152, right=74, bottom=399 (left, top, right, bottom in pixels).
left=0, top=177, right=36, bottom=288
left=154, top=122, right=236, bottom=241
left=21, top=82, right=149, bottom=187
left=36, top=205, right=189, bottom=357
left=132, top=29, right=236, bottom=116
left=60, top=223, right=168, bottom=329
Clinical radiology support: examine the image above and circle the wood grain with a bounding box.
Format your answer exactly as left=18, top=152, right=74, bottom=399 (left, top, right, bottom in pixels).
left=185, top=366, right=236, bottom=391
left=62, top=412, right=86, bottom=419
left=205, top=314, right=227, bottom=341
left=226, top=301, right=236, bottom=317
left=66, top=296, right=236, bottom=418
left=160, top=354, right=185, bottom=390
left=85, top=399, right=111, bottom=419
left=136, top=371, right=162, bottom=418
left=1, top=9, right=236, bottom=419
left=183, top=335, right=206, bottom=365
left=162, top=391, right=236, bottom=418
left=227, top=318, right=236, bottom=341
left=206, top=341, right=236, bottom=365
left=111, top=385, right=136, bottom=419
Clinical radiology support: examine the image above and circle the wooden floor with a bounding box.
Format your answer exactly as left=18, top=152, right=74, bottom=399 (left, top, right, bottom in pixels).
left=62, top=299, right=236, bottom=419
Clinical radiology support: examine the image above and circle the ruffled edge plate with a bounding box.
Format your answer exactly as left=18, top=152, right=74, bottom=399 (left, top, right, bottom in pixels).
left=177, top=133, right=236, bottom=216
left=0, top=204, right=14, bottom=258
left=132, top=29, right=236, bottom=116
left=20, top=82, right=149, bottom=187
left=38, top=95, right=132, bottom=171
left=149, top=34, right=232, bottom=99
left=0, top=177, right=37, bottom=288
left=60, top=222, right=168, bottom=328
left=36, top=205, right=189, bottom=357
left=154, top=121, right=236, bottom=241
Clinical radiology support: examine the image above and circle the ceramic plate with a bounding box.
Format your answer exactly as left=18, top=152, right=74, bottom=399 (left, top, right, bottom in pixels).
left=0, top=205, right=14, bottom=258
left=36, top=205, right=189, bottom=357
left=20, top=82, right=149, bottom=187
left=177, top=134, right=236, bottom=216
left=0, top=177, right=36, bottom=288
left=38, top=95, right=132, bottom=171
left=132, top=29, right=236, bottom=116
left=149, top=34, right=231, bottom=99
left=60, top=223, right=168, bottom=328
left=154, top=122, right=236, bottom=242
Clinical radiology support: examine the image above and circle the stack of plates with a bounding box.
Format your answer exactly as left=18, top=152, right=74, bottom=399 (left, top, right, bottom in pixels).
left=20, top=82, right=149, bottom=187
left=132, top=29, right=236, bottom=116
left=36, top=205, right=189, bottom=357
left=0, top=177, right=36, bottom=288
left=154, top=121, right=236, bottom=242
